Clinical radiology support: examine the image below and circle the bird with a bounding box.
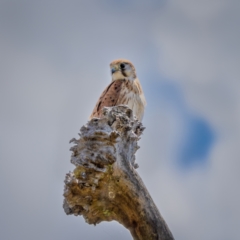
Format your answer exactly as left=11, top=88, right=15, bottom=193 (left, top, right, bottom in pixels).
left=90, top=59, right=146, bottom=121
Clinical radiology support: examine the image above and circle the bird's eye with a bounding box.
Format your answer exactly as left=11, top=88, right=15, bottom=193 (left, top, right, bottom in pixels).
left=120, top=63, right=125, bottom=69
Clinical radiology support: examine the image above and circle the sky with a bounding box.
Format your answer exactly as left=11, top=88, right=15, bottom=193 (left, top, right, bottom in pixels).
left=0, top=0, right=240, bottom=239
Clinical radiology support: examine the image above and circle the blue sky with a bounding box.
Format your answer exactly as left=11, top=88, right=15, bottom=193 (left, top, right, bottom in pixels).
left=143, top=71, right=215, bottom=169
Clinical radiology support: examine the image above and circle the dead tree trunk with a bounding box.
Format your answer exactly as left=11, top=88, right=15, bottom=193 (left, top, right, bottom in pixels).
left=63, top=105, right=174, bottom=240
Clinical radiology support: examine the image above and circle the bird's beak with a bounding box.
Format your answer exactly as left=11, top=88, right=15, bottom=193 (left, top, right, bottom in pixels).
left=111, top=66, right=120, bottom=74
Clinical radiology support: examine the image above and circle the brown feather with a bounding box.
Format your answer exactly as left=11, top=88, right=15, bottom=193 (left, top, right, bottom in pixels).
left=90, top=80, right=124, bottom=119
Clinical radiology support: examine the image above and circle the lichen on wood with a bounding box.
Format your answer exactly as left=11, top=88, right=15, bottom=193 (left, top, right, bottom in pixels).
left=63, top=105, right=174, bottom=240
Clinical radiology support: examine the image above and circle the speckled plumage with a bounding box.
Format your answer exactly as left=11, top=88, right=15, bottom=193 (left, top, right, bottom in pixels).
left=90, top=59, right=146, bottom=121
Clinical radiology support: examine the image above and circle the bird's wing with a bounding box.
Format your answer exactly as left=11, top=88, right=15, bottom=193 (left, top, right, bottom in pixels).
left=90, top=79, right=123, bottom=119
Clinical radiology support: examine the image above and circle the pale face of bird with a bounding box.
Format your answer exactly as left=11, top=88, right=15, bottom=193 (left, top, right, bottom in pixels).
left=110, top=59, right=137, bottom=81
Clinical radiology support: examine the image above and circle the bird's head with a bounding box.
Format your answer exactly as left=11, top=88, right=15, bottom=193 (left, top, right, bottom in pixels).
left=110, top=59, right=137, bottom=81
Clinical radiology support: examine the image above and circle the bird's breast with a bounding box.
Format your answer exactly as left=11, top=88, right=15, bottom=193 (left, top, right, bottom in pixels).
left=117, top=79, right=146, bottom=121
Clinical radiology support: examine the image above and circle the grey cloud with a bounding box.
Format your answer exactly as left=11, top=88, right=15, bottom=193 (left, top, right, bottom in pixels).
left=1, top=1, right=240, bottom=240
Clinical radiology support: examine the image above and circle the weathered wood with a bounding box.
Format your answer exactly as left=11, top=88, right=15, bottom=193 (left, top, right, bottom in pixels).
left=63, top=105, right=174, bottom=240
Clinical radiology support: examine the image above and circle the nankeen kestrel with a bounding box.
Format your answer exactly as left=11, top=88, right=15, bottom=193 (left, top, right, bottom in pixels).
left=90, top=59, right=146, bottom=121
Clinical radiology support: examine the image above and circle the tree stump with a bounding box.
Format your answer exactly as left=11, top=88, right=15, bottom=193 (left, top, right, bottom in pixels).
left=63, top=105, right=174, bottom=240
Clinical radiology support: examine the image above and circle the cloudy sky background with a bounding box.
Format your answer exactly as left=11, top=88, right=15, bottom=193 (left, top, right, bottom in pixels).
left=1, top=0, right=240, bottom=239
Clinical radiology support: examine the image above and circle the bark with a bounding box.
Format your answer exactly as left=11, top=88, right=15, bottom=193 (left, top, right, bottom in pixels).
left=63, top=105, right=174, bottom=240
